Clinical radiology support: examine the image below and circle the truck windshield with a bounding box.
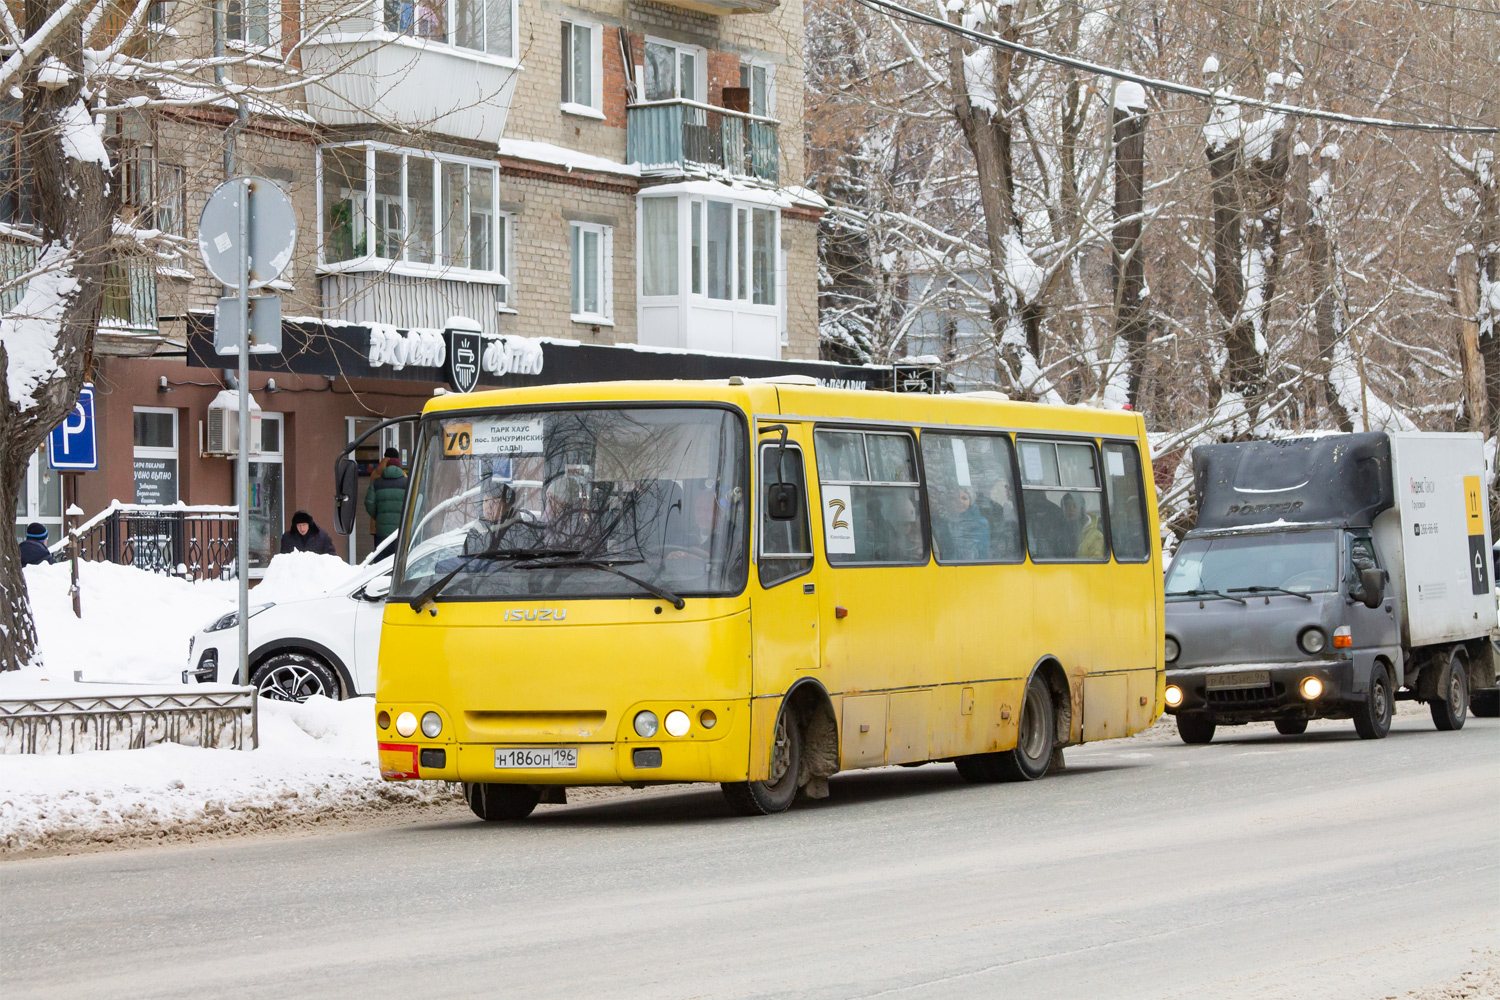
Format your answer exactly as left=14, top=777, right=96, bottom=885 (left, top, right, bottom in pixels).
left=1166, top=529, right=1337, bottom=596
left=392, top=406, right=749, bottom=601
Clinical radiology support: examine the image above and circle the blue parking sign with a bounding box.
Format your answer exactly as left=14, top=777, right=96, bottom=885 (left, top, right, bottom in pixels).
left=48, top=384, right=98, bottom=471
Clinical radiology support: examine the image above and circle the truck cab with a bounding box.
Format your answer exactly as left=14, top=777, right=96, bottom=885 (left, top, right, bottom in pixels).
left=1163, top=432, right=1497, bottom=743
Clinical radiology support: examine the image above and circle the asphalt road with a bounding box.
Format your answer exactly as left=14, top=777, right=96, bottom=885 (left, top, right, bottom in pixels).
left=5, top=714, right=1497, bottom=1000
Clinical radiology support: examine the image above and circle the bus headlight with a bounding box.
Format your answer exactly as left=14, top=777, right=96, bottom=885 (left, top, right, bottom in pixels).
left=421, top=712, right=443, bottom=739
left=1164, top=685, right=1183, bottom=708
left=1164, top=637, right=1180, bottom=663
left=633, top=710, right=659, bottom=738
left=1299, top=627, right=1327, bottom=654
left=396, top=711, right=417, bottom=738
left=1300, top=677, right=1324, bottom=700
left=664, top=710, right=690, bottom=737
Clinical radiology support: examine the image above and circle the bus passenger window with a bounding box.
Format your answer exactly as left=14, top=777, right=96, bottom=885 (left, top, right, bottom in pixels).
left=815, top=429, right=926, bottom=565
left=1018, top=439, right=1106, bottom=563
left=921, top=432, right=1022, bottom=563
left=760, top=444, right=812, bottom=587
left=1102, top=442, right=1150, bottom=562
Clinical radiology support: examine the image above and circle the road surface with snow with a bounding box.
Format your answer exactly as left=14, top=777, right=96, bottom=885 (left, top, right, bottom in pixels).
left=4, top=714, right=1496, bottom=1000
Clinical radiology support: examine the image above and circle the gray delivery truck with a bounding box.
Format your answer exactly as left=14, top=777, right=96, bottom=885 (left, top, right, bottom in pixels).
left=1163, top=432, right=1498, bottom=743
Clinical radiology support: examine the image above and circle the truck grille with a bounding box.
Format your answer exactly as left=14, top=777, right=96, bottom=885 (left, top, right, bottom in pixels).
left=1205, top=682, right=1285, bottom=712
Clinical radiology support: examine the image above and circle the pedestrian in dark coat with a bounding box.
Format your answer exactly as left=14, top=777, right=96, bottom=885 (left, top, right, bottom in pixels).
left=19, top=522, right=52, bottom=566
left=365, top=448, right=408, bottom=546
left=280, top=510, right=338, bottom=556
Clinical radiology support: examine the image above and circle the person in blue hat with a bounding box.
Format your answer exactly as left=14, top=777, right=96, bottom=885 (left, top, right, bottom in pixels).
left=20, top=522, right=52, bottom=566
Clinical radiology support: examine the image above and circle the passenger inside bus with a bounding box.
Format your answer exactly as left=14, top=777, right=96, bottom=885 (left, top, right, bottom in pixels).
left=933, top=487, right=990, bottom=561
left=1062, top=493, right=1104, bottom=560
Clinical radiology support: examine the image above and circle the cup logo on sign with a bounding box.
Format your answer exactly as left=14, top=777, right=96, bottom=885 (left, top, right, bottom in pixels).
left=448, top=331, right=481, bottom=393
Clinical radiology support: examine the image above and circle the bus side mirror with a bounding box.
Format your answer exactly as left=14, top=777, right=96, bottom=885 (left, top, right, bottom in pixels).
left=1358, top=568, right=1386, bottom=610
left=334, top=457, right=358, bottom=536
left=767, top=483, right=799, bottom=521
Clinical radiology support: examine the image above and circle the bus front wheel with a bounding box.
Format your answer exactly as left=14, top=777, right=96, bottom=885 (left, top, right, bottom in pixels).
left=956, top=675, right=1055, bottom=783
left=464, top=782, right=541, bottom=821
left=722, top=706, right=802, bottom=816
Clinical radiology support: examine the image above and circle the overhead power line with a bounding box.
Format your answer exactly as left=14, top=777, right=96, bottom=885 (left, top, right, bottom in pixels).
left=851, top=0, right=1500, bottom=136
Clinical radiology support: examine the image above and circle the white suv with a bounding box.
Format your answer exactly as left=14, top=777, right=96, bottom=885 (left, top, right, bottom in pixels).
left=184, top=559, right=393, bottom=701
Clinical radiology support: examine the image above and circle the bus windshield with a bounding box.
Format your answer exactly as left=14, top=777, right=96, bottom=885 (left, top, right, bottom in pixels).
left=392, top=406, right=749, bottom=602
left=1165, top=529, right=1337, bottom=596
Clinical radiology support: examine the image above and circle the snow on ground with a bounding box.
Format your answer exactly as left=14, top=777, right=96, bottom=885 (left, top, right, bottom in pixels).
left=1, top=557, right=460, bottom=855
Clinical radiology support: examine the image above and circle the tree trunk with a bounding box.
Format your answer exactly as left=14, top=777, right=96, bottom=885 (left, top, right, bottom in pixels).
left=1206, top=137, right=1255, bottom=397
left=1306, top=148, right=1352, bottom=432
left=1454, top=251, right=1486, bottom=433
left=0, top=0, right=116, bottom=670
left=1112, top=101, right=1148, bottom=409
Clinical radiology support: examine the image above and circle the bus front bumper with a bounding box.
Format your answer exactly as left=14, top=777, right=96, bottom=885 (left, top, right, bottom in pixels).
left=1164, top=660, right=1357, bottom=723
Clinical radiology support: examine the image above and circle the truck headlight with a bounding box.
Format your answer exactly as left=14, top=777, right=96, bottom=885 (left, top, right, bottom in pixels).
left=1165, top=685, right=1183, bottom=707
left=1300, top=677, right=1324, bottom=700
left=1299, top=627, right=1327, bottom=654
left=1164, top=637, right=1180, bottom=663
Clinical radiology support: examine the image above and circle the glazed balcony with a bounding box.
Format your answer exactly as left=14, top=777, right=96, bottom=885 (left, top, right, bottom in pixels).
left=627, top=100, right=779, bottom=184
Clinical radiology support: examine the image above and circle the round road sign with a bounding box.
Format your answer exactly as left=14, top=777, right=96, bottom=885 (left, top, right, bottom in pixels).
left=197, top=176, right=298, bottom=288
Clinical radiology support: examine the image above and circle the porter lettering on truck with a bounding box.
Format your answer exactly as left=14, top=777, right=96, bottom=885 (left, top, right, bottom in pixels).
left=1163, top=431, right=1499, bottom=745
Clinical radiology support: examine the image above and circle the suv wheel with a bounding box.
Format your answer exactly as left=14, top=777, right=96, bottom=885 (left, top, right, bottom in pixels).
left=250, top=652, right=342, bottom=702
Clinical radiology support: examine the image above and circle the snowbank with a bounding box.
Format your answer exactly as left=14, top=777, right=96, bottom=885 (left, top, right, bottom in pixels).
left=0, top=696, right=458, bottom=853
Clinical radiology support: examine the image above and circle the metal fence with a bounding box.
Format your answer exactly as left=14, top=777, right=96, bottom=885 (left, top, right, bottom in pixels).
left=627, top=100, right=779, bottom=183
left=68, top=505, right=238, bottom=581
left=0, top=688, right=257, bottom=754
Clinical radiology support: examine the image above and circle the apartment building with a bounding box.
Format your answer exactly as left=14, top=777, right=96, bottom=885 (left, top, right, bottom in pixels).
left=9, top=0, right=881, bottom=566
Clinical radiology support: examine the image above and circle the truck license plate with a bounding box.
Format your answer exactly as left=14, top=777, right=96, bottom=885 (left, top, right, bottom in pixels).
left=494, top=747, right=578, bottom=769
left=1206, top=670, right=1271, bottom=690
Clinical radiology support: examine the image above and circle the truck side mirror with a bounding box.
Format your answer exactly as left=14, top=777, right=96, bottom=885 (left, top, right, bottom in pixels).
left=1358, top=567, right=1386, bottom=610
left=767, top=483, right=799, bottom=521
left=334, top=457, right=358, bottom=536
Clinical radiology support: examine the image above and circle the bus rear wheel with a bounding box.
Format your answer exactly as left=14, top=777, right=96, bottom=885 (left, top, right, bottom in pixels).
left=464, top=782, right=541, bottom=821
left=956, top=674, right=1055, bottom=783
left=722, top=705, right=802, bottom=816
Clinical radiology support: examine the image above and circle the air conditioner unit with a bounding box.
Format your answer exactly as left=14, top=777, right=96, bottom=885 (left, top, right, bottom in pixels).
left=204, top=390, right=262, bottom=457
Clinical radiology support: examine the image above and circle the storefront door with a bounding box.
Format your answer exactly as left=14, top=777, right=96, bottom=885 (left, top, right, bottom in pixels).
left=246, top=414, right=284, bottom=575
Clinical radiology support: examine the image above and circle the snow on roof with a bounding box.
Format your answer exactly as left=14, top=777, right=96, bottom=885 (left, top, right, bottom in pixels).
left=497, top=137, right=641, bottom=177
left=635, top=178, right=829, bottom=211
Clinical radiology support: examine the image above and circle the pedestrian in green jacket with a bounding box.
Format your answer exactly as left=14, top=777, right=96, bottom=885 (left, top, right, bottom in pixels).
left=365, top=448, right=408, bottom=547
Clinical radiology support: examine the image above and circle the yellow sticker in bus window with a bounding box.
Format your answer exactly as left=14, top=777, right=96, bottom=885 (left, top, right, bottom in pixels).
left=444, top=423, right=473, bottom=456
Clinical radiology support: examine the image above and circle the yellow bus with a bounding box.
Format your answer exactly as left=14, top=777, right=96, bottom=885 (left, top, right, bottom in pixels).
left=376, top=379, right=1164, bottom=819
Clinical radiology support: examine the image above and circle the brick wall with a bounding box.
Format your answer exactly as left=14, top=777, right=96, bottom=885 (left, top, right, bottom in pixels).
left=783, top=215, right=817, bottom=360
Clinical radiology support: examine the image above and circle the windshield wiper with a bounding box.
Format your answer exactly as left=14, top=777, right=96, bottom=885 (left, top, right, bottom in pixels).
left=519, top=557, right=686, bottom=610
left=1227, top=586, right=1313, bottom=602
left=1166, top=588, right=1247, bottom=605
left=408, top=546, right=583, bottom=611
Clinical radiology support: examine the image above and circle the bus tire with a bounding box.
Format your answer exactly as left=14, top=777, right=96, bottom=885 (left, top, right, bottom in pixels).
left=1176, top=713, right=1216, bottom=744
left=1430, top=649, right=1469, bottom=732
left=1274, top=718, right=1308, bottom=735
left=1473, top=689, right=1500, bottom=718
left=1354, top=661, right=1394, bottom=740
left=722, top=704, right=802, bottom=816
left=464, top=782, right=541, bottom=821
left=958, top=674, right=1055, bottom=783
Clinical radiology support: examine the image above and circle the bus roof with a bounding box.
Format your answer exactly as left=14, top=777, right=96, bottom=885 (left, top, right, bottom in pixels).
left=422, top=380, right=1146, bottom=440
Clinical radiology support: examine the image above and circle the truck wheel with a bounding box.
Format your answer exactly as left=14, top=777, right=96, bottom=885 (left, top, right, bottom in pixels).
left=464, top=782, right=541, bottom=821
left=1274, top=719, right=1308, bottom=735
left=1430, top=650, right=1469, bottom=731
left=1473, top=689, right=1500, bottom=718
left=1176, top=714, right=1216, bottom=744
left=722, top=703, right=802, bottom=815
left=1353, top=662, right=1393, bottom=739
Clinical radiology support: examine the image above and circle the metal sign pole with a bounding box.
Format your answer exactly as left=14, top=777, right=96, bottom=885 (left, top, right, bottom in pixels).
left=236, top=178, right=251, bottom=687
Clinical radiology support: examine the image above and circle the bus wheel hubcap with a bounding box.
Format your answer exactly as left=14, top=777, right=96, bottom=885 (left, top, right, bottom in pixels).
left=1019, top=685, right=1046, bottom=760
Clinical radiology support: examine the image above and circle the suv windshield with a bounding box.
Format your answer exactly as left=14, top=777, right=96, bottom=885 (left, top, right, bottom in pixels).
left=392, top=406, right=749, bottom=601
left=1166, top=529, right=1337, bottom=596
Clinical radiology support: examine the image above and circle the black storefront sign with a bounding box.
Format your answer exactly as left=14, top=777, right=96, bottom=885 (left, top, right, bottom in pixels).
left=185, top=313, right=894, bottom=392
left=448, top=330, right=482, bottom=393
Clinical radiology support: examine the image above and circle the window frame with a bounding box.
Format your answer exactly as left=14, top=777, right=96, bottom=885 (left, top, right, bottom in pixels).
left=757, top=441, right=814, bottom=588
left=1101, top=439, right=1151, bottom=564
left=569, top=220, right=613, bottom=324
left=1015, top=436, right=1111, bottom=565
left=560, top=17, right=604, bottom=118
left=226, top=0, right=279, bottom=50
left=738, top=60, right=776, bottom=118
left=813, top=425, right=929, bottom=568
left=652, top=194, right=778, bottom=310
left=315, top=142, right=507, bottom=286
left=375, top=0, right=519, bottom=63
left=132, top=406, right=180, bottom=506
left=642, top=36, right=707, bottom=102
left=920, top=430, right=1025, bottom=566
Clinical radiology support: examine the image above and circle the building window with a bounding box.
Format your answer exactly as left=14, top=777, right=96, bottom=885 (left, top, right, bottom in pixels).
left=740, top=62, right=773, bottom=117
left=132, top=407, right=179, bottom=505
left=643, top=39, right=702, bottom=102
left=383, top=0, right=514, bottom=58
left=318, top=144, right=503, bottom=281
left=560, top=20, right=601, bottom=114
left=640, top=197, right=677, bottom=297
left=570, top=221, right=611, bottom=322
left=13, top=446, right=61, bottom=546
left=227, top=0, right=275, bottom=47
left=640, top=195, right=779, bottom=307
left=752, top=207, right=776, bottom=305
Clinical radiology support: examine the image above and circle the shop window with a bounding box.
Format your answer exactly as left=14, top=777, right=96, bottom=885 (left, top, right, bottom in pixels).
left=132, top=407, right=179, bottom=506
left=570, top=221, right=612, bottom=323
left=814, top=429, right=926, bottom=566
left=1018, top=439, right=1106, bottom=563
left=1102, top=441, right=1149, bottom=562
left=921, top=432, right=1023, bottom=564
left=560, top=20, right=601, bottom=114
left=383, top=0, right=514, bottom=57
left=246, top=414, right=284, bottom=573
